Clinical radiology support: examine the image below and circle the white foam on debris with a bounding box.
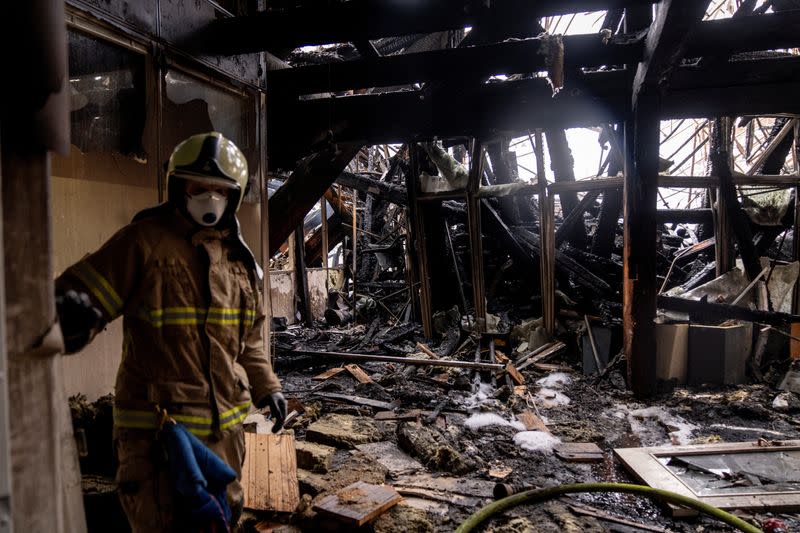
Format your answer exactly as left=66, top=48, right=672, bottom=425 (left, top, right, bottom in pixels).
left=628, top=406, right=698, bottom=445
left=464, top=413, right=526, bottom=431
left=535, top=372, right=572, bottom=389
left=464, top=382, right=494, bottom=410
left=535, top=387, right=571, bottom=408
left=513, top=431, right=561, bottom=453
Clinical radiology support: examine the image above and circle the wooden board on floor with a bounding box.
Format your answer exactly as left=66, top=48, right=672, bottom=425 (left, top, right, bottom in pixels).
left=505, top=363, right=526, bottom=385
left=313, top=367, right=346, bottom=380
left=345, top=363, right=374, bottom=384
left=312, top=481, right=401, bottom=526
left=374, top=409, right=422, bottom=421
left=242, top=431, right=300, bottom=512
left=554, top=442, right=604, bottom=463
left=517, top=410, right=550, bottom=433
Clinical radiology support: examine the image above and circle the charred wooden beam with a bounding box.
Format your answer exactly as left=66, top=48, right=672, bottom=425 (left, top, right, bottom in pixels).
left=545, top=128, right=586, bottom=247
left=269, top=33, right=643, bottom=96
left=304, top=189, right=351, bottom=268
left=592, top=125, right=624, bottom=258
left=269, top=143, right=360, bottom=256
left=555, top=190, right=600, bottom=248
left=714, top=131, right=763, bottom=281
left=711, top=118, right=735, bottom=275
left=656, top=208, right=713, bottom=224
left=476, top=182, right=537, bottom=198
left=205, top=0, right=655, bottom=54
left=658, top=295, right=800, bottom=328
left=269, top=72, right=627, bottom=166
left=407, top=144, right=434, bottom=337
left=685, top=10, right=800, bottom=58
left=631, top=1, right=711, bottom=105
left=293, top=349, right=505, bottom=371
left=551, top=174, right=800, bottom=193
left=535, top=130, right=556, bottom=334
left=293, top=225, right=313, bottom=326
left=270, top=58, right=800, bottom=166
left=467, top=141, right=487, bottom=330
left=481, top=200, right=612, bottom=293
left=625, top=0, right=711, bottom=398
left=487, top=141, right=522, bottom=224
left=335, top=171, right=408, bottom=206
left=624, top=96, right=660, bottom=399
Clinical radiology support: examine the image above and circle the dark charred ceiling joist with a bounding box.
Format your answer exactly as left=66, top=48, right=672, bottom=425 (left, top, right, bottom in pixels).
left=268, top=57, right=800, bottom=167
left=204, top=0, right=655, bottom=54
left=624, top=0, right=712, bottom=398
left=685, top=10, right=800, bottom=58
left=270, top=33, right=644, bottom=96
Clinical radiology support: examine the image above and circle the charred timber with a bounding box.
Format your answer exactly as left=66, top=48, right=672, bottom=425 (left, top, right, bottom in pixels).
left=269, top=143, right=360, bottom=255
left=205, top=0, right=656, bottom=54
left=481, top=200, right=612, bottom=294
left=554, top=190, right=600, bottom=248
left=658, top=295, right=800, bottom=328
left=655, top=209, right=713, bottom=224
left=270, top=33, right=643, bottom=96
left=684, top=11, right=800, bottom=58
left=546, top=127, right=586, bottom=247
left=335, top=171, right=408, bottom=206
left=295, top=349, right=505, bottom=370
left=270, top=59, right=800, bottom=165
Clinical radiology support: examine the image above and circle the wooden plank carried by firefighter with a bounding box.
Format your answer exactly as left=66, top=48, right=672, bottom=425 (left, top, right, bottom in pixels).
left=242, top=431, right=300, bottom=512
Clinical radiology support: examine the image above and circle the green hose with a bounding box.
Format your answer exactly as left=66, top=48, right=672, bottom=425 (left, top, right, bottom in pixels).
left=455, top=482, right=762, bottom=533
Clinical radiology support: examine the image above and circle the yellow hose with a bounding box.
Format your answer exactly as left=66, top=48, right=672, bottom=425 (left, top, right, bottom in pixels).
left=455, top=482, right=762, bottom=533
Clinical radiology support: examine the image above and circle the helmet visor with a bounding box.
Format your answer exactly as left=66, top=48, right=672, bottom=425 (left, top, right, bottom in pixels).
left=173, top=172, right=241, bottom=190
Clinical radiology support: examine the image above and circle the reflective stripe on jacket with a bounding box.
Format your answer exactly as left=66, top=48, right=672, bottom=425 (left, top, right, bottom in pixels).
left=57, top=207, right=281, bottom=438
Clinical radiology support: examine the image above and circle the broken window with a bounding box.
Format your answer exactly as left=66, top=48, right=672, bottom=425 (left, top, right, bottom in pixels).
left=68, top=30, right=147, bottom=159
left=162, top=68, right=258, bottom=198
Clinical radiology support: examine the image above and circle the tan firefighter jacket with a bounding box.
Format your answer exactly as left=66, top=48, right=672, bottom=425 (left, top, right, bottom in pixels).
left=56, top=206, right=281, bottom=438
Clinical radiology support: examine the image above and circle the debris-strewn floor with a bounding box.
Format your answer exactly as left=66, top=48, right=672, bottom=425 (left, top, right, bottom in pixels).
left=259, top=329, right=800, bottom=533
left=70, top=326, right=800, bottom=533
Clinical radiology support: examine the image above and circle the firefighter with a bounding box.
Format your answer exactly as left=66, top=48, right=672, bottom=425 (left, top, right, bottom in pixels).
left=55, top=131, right=286, bottom=532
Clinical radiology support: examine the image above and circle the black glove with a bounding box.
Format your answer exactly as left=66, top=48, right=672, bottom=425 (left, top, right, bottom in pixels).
left=265, top=392, right=287, bottom=433
left=56, top=290, right=104, bottom=354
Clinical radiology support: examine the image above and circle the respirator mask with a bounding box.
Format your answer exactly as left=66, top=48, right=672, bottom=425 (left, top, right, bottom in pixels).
left=186, top=191, right=228, bottom=227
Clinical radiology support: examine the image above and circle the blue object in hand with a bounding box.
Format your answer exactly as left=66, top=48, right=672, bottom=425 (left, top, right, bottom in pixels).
left=160, top=422, right=237, bottom=532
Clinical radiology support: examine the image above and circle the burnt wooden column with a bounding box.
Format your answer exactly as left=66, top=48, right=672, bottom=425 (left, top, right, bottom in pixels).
left=466, top=141, right=487, bottom=331
left=594, top=5, right=652, bottom=259
left=794, top=121, right=800, bottom=314
left=624, top=0, right=712, bottom=397
left=544, top=128, right=585, bottom=247
left=534, top=131, right=555, bottom=335
left=293, top=225, right=313, bottom=326
left=711, top=118, right=735, bottom=275
left=623, top=92, right=660, bottom=398
left=406, top=145, right=433, bottom=337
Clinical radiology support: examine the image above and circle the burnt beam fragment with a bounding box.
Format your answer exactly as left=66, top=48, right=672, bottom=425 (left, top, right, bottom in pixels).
left=546, top=128, right=586, bottom=247
left=714, top=136, right=762, bottom=281
left=335, top=171, right=408, bottom=206
left=658, top=295, right=800, bottom=328
left=481, top=200, right=612, bottom=294
left=555, top=190, right=600, bottom=248
left=269, top=143, right=361, bottom=256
